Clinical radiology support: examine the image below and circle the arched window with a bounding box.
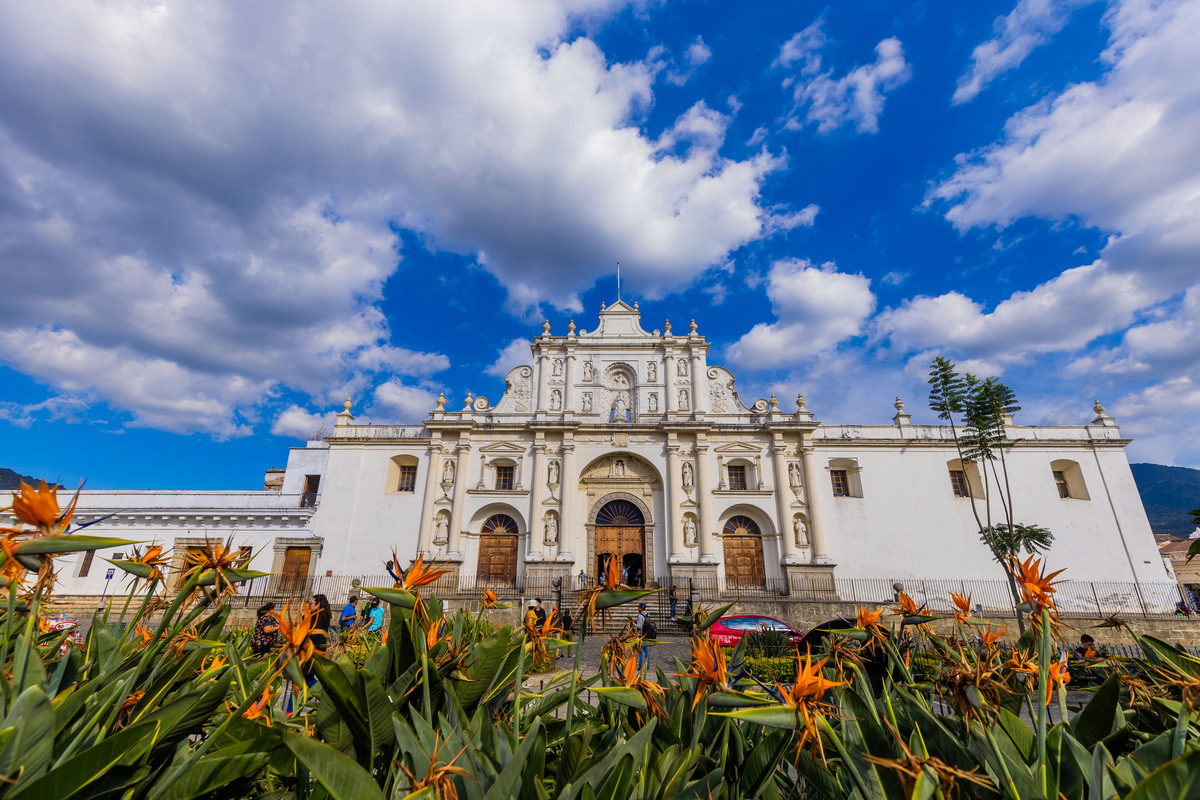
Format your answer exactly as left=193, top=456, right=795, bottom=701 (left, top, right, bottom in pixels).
left=1050, top=460, right=1090, bottom=500
left=596, top=500, right=645, bottom=526
left=946, top=459, right=983, bottom=499
left=828, top=458, right=863, bottom=498
left=386, top=454, right=420, bottom=494
left=477, top=514, right=519, bottom=585
left=722, top=516, right=765, bottom=587
left=482, top=514, right=519, bottom=535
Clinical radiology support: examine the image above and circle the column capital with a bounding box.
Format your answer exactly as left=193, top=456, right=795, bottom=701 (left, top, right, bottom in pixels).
left=456, top=442, right=472, bottom=453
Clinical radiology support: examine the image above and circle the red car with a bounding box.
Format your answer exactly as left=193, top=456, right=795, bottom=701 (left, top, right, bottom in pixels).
left=708, top=615, right=804, bottom=648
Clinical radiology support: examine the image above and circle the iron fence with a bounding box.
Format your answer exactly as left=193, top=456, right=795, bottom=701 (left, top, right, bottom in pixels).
left=231, top=570, right=1187, bottom=621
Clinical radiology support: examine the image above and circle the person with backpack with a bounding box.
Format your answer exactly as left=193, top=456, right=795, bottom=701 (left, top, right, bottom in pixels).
left=634, top=602, right=655, bottom=669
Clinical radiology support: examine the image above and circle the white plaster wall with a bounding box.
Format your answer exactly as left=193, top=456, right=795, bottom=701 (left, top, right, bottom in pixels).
left=281, top=445, right=330, bottom=494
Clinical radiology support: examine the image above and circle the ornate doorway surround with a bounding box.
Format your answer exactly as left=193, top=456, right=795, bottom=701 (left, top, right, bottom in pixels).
left=580, top=452, right=661, bottom=584
left=594, top=500, right=645, bottom=586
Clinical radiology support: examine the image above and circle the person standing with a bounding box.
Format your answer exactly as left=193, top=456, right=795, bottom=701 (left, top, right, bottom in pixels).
left=250, top=602, right=280, bottom=655
left=288, top=594, right=332, bottom=714
left=578, top=569, right=587, bottom=588
left=668, top=585, right=678, bottom=619
left=534, top=598, right=547, bottom=627
left=634, top=603, right=650, bottom=670
left=523, top=604, right=538, bottom=630
left=339, top=596, right=358, bottom=629
left=365, top=599, right=385, bottom=632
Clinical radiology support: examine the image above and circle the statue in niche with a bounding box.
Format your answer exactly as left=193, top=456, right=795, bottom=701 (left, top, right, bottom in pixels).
left=442, top=461, right=454, bottom=484
left=434, top=514, right=449, bottom=546
left=794, top=517, right=809, bottom=547
left=550, top=389, right=562, bottom=410
left=647, top=361, right=657, bottom=381
left=614, top=459, right=626, bottom=477
left=611, top=394, right=628, bottom=422
left=544, top=514, right=558, bottom=545
left=582, top=392, right=593, bottom=412
left=682, top=461, right=694, bottom=490
left=648, top=393, right=658, bottom=412
left=788, top=462, right=801, bottom=489
left=552, top=358, right=563, bottom=376
left=677, top=359, right=688, bottom=377
left=548, top=460, right=560, bottom=485
left=583, top=361, right=593, bottom=381
left=678, top=388, right=689, bottom=410
left=684, top=517, right=697, bottom=546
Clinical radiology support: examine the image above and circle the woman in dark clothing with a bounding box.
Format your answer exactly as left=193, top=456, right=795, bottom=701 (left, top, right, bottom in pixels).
left=308, top=594, right=332, bottom=654
left=250, top=602, right=280, bottom=655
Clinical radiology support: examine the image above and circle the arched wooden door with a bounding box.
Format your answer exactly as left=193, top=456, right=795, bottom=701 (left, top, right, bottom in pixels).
left=595, top=500, right=645, bottom=587
left=722, top=516, right=766, bottom=587
left=476, top=514, right=519, bottom=585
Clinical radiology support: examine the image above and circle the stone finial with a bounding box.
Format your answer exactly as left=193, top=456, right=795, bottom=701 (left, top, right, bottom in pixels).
left=894, top=396, right=905, bottom=413
left=1092, top=398, right=1117, bottom=427
left=542, top=319, right=551, bottom=334
left=464, top=392, right=473, bottom=410
left=1093, top=399, right=1105, bottom=416
left=689, top=319, right=698, bottom=334
left=633, top=301, right=639, bottom=310
left=769, top=393, right=778, bottom=410
left=796, top=393, right=807, bottom=411
left=342, top=398, right=353, bottom=413
left=568, top=319, right=576, bottom=335
left=600, top=301, right=606, bottom=311
left=335, top=397, right=355, bottom=427
left=663, top=319, right=672, bottom=334
left=435, top=392, right=446, bottom=411
left=892, top=396, right=912, bottom=426
left=794, top=392, right=813, bottom=422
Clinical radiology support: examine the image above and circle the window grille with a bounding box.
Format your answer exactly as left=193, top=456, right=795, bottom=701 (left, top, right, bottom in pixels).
left=950, top=470, right=970, bottom=498
left=495, top=465, right=515, bottom=491
left=397, top=465, right=417, bottom=492
left=1054, top=470, right=1070, bottom=498
left=727, top=465, right=747, bottom=491
left=831, top=469, right=850, bottom=497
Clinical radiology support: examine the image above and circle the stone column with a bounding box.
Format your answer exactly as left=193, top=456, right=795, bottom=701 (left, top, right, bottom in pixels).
left=416, top=438, right=444, bottom=556
left=800, top=444, right=830, bottom=563
left=535, top=346, right=549, bottom=413
left=665, top=440, right=685, bottom=561
left=559, top=435, right=577, bottom=563
left=448, top=439, right=471, bottom=561
left=694, top=435, right=718, bottom=563
left=690, top=349, right=707, bottom=413
left=772, top=440, right=802, bottom=564
left=564, top=346, right=576, bottom=413
left=664, top=351, right=677, bottom=413
left=529, top=440, right=548, bottom=559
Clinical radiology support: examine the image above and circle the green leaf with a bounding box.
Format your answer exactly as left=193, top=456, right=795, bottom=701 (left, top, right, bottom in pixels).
left=591, top=686, right=647, bottom=710
left=1072, top=674, right=1121, bottom=749
left=9, top=720, right=159, bottom=799
left=711, top=705, right=805, bottom=730
left=1122, top=750, right=1200, bottom=800
left=280, top=731, right=385, bottom=800
left=705, top=689, right=775, bottom=708
left=13, top=535, right=136, bottom=555
left=157, top=750, right=271, bottom=800
left=360, top=586, right=416, bottom=608
left=695, top=602, right=737, bottom=632
left=106, top=559, right=156, bottom=579
left=595, top=588, right=659, bottom=611
left=0, top=686, right=55, bottom=781
left=192, top=568, right=269, bottom=586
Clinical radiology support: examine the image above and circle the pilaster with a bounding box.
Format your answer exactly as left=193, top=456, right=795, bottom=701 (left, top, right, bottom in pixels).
left=800, top=443, right=831, bottom=564
left=694, top=433, right=718, bottom=564
left=416, top=434, right=443, bottom=555
left=558, top=434, right=577, bottom=564
left=772, top=438, right=803, bottom=565
left=447, top=439, right=471, bottom=562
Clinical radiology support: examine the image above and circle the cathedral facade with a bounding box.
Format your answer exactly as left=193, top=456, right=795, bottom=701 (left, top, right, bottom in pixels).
left=24, top=300, right=1170, bottom=601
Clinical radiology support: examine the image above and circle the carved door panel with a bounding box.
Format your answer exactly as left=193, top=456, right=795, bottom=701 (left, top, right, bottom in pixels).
left=281, top=546, right=311, bottom=594
left=595, top=525, right=643, bottom=583
left=723, top=536, right=765, bottom=587
left=477, top=536, right=518, bottom=585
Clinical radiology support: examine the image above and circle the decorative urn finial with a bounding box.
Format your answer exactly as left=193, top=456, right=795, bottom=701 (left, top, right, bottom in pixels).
left=689, top=319, right=698, bottom=334
left=464, top=392, right=473, bottom=409
left=663, top=319, right=671, bottom=333
left=796, top=393, right=807, bottom=411
left=342, top=397, right=353, bottom=413
left=435, top=392, right=446, bottom=411
left=568, top=319, right=576, bottom=334
left=769, top=393, right=778, bottom=410
left=894, top=396, right=905, bottom=412
left=542, top=319, right=551, bottom=334
left=1093, top=399, right=1105, bottom=416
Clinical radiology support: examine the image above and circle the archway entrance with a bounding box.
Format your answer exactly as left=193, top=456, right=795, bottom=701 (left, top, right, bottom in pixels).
left=722, top=515, right=766, bottom=587
left=476, top=514, right=519, bottom=585
left=595, top=500, right=645, bottom=587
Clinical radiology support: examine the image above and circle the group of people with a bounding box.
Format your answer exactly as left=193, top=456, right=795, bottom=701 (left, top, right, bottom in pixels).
left=338, top=595, right=386, bottom=632
left=523, top=597, right=573, bottom=636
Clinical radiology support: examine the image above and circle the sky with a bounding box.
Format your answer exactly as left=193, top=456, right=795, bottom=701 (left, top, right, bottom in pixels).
left=1, top=0, right=1198, bottom=489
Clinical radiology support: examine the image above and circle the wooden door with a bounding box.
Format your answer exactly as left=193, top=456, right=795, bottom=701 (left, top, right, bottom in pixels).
left=595, top=526, right=643, bottom=583
left=477, top=536, right=518, bottom=584
left=281, top=547, right=311, bottom=594
left=723, top=536, right=765, bottom=587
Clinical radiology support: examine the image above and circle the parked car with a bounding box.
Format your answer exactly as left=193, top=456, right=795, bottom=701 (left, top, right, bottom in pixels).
left=707, top=615, right=804, bottom=648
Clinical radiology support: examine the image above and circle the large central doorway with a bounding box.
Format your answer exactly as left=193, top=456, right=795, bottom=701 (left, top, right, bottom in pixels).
left=476, top=514, right=519, bottom=585
left=595, top=500, right=645, bottom=587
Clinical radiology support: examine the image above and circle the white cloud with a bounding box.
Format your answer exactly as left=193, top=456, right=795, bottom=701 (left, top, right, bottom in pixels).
left=271, top=406, right=336, bottom=440
left=778, top=21, right=911, bottom=134
left=486, top=339, right=533, bottom=377
left=929, top=0, right=1200, bottom=295
left=954, top=0, right=1099, bottom=104
left=372, top=380, right=438, bottom=422
left=873, top=261, right=1154, bottom=359
left=881, top=271, right=908, bottom=286
left=1113, top=376, right=1200, bottom=467
left=0, top=0, right=795, bottom=435
left=727, top=259, right=876, bottom=370
left=686, top=36, right=712, bottom=66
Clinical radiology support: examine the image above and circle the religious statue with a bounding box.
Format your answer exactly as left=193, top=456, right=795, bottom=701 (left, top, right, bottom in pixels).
left=648, top=393, right=658, bottom=412
left=788, top=462, right=801, bottom=488
left=677, top=359, right=688, bottom=377
left=552, top=358, right=563, bottom=376
left=442, top=461, right=454, bottom=484
left=582, top=361, right=593, bottom=381
left=434, top=514, right=449, bottom=545
left=647, top=361, right=657, bottom=381
left=548, top=460, right=560, bottom=485
left=678, top=388, right=689, bottom=410
left=611, top=395, right=627, bottom=422
left=614, top=459, right=626, bottom=477
left=544, top=514, right=558, bottom=545
left=582, top=392, right=593, bottom=412
left=682, top=461, right=694, bottom=490
left=550, top=389, right=562, bottom=410
left=684, top=517, right=697, bottom=546
left=794, top=516, right=809, bottom=547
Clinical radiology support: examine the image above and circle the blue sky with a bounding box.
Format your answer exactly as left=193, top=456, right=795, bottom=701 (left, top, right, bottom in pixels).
left=2, top=0, right=1198, bottom=489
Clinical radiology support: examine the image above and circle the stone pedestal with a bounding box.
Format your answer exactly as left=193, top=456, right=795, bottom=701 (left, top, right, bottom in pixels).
left=669, top=562, right=719, bottom=588
left=784, top=563, right=838, bottom=600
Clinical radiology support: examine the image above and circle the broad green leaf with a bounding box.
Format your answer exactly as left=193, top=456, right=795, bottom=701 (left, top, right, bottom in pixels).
left=9, top=720, right=159, bottom=799
left=696, top=602, right=737, bottom=632
left=13, top=535, right=135, bottom=555
left=0, top=686, right=55, bottom=780
left=1072, top=674, right=1121, bottom=749
left=712, top=705, right=805, bottom=730
left=280, top=731, right=385, bottom=800
left=592, top=686, right=647, bottom=710
left=595, top=588, right=659, bottom=611
left=193, top=568, right=269, bottom=586
left=706, top=690, right=775, bottom=708
left=106, top=559, right=156, bottom=579
left=360, top=586, right=416, bottom=608
left=1122, top=750, right=1200, bottom=800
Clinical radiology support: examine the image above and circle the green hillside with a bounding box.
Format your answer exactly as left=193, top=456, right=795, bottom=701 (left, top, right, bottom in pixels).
left=1131, top=463, right=1200, bottom=537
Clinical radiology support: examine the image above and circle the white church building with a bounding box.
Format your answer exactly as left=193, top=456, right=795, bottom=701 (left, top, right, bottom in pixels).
left=18, top=300, right=1172, bottom=606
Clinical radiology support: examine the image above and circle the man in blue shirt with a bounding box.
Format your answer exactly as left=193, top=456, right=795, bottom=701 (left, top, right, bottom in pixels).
left=366, top=600, right=385, bottom=632
left=339, top=596, right=358, bottom=629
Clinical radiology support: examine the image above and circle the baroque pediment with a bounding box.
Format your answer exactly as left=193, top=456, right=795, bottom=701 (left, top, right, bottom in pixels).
left=579, top=453, right=660, bottom=484
left=713, top=441, right=764, bottom=454
left=478, top=441, right=528, bottom=454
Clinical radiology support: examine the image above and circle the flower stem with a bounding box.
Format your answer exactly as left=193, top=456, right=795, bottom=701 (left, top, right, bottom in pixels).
left=1036, top=605, right=1050, bottom=794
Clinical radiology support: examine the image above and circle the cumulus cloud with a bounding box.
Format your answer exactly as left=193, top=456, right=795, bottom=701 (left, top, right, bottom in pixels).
left=0, top=0, right=795, bottom=436
left=778, top=20, right=911, bottom=134
left=372, top=380, right=439, bottom=422
left=271, top=406, right=336, bottom=440
left=954, top=0, right=1099, bottom=104
left=486, top=339, right=534, bottom=377
left=727, top=260, right=876, bottom=370
left=686, top=36, right=712, bottom=66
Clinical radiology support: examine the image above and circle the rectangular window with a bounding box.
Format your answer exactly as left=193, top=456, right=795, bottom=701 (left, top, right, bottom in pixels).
left=397, top=465, right=418, bottom=492
left=301, top=474, right=321, bottom=508
left=727, top=465, right=747, bottom=491
left=950, top=470, right=970, bottom=498
left=495, top=465, right=515, bottom=491
left=830, top=469, right=850, bottom=497
left=1054, top=470, right=1070, bottom=499
left=77, top=550, right=95, bottom=578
